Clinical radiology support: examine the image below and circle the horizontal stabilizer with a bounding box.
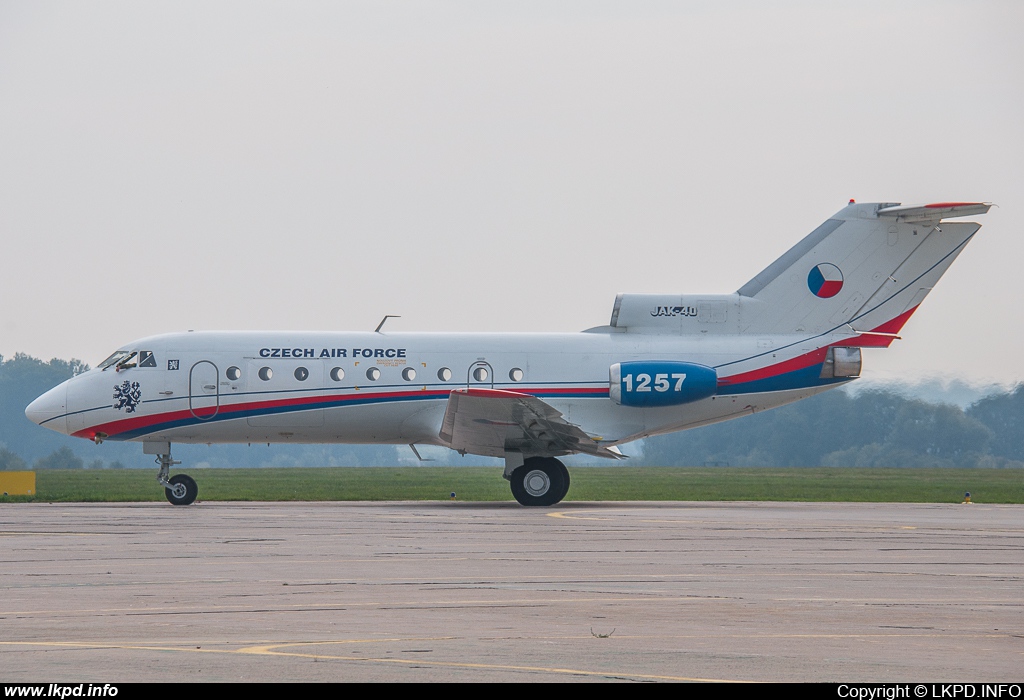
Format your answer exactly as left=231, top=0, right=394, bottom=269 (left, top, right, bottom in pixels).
left=877, top=202, right=992, bottom=223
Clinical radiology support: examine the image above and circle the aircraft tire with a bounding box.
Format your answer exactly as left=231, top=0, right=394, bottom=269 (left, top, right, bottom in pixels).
left=165, top=474, right=198, bottom=506
left=510, top=458, right=565, bottom=507
left=553, top=459, right=570, bottom=502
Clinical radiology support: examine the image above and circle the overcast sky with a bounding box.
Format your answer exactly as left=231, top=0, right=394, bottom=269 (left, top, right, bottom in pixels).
left=1, top=1, right=1021, bottom=384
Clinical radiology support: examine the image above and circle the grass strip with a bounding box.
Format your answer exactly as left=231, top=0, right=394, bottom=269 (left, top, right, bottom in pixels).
left=0, top=467, right=1020, bottom=504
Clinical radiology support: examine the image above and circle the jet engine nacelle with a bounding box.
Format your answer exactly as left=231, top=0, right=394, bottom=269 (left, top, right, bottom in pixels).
left=609, top=361, right=718, bottom=407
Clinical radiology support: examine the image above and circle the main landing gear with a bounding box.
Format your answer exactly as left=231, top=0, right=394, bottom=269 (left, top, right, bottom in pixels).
left=148, top=443, right=198, bottom=506
left=508, top=456, right=570, bottom=507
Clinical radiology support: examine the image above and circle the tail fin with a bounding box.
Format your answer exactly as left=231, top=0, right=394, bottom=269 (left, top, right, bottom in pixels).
left=736, top=201, right=990, bottom=343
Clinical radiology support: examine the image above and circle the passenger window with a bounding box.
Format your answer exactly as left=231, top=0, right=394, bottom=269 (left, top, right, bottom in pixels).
left=226, top=366, right=242, bottom=381
left=138, top=351, right=157, bottom=368
left=473, top=367, right=488, bottom=382
left=330, top=367, right=345, bottom=381
left=402, top=367, right=416, bottom=381
left=509, top=368, right=524, bottom=382
left=366, top=367, right=380, bottom=381
left=437, top=367, right=452, bottom=381
left=259, top=367, right=273, bottom=381
left=294, top=367, right=309, bottom=381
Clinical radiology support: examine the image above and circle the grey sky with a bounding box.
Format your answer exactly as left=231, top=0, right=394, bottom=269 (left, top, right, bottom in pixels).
left=1, top=1, right=1021, bottom=383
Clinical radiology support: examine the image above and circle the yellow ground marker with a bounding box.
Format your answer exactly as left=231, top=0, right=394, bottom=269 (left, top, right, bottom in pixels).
left=0, top=471, right=35, bottom=496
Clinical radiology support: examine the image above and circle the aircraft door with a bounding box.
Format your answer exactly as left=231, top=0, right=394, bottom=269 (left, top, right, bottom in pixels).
left=189, top=361, right=220, bottom=420
left=467, top=360, right=495, bottom=389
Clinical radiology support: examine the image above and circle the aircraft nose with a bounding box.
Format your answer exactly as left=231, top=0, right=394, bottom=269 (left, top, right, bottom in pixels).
left=26, top=383, right=69, bottom=435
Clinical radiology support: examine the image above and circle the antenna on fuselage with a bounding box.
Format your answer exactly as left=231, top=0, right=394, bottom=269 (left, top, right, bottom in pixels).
left=409, top=444, right=434, bottom=462
left=375, top=315, right=401, bottom=333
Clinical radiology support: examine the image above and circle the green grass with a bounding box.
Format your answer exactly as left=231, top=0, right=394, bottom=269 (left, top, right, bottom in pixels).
left=1, top=466, right=1021, bottom=504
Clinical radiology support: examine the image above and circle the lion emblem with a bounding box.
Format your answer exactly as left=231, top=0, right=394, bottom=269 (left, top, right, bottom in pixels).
left=113, top=380, right=142, bottom=413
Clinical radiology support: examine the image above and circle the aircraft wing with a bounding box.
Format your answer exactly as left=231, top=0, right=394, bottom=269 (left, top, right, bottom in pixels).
left=439, top=388, right=624, bottom=460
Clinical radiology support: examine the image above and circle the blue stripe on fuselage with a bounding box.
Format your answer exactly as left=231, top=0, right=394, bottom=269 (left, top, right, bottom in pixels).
left=99, top=360, right=850, bottom=442
left=716, top=362, right=850, bottom=395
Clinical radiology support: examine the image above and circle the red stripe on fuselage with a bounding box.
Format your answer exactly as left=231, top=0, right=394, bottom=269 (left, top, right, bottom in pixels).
left=834, top=305, right=919, bottom=348
left=717, top=347, right=828, bottom=386
left=71, top=389, right=450, bottom=439
left=71, top=386, right=608, bottom=440
left=719, top=306, right=922, bottom=384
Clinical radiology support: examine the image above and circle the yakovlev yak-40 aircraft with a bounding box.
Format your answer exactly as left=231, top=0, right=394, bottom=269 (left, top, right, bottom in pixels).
left=27, top=200, right=991, bottom=506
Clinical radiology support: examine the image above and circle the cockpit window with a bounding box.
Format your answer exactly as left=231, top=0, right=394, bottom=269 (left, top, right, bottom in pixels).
left=138, top=351, right=157, bottom=368
left=114, top=351, right=138, bottom=371
left=98, top=351, right=132, bottom=370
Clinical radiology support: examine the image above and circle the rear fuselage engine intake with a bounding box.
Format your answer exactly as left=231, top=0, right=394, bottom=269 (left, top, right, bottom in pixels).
left=609, top=361, right=718, bottom=407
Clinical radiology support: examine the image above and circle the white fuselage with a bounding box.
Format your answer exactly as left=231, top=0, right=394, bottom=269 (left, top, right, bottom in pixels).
left=29, top=328, right=850, bottom=455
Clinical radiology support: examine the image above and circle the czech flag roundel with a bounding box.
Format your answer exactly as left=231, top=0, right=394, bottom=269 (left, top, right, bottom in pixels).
left=808, top=263, right=843, bottom=298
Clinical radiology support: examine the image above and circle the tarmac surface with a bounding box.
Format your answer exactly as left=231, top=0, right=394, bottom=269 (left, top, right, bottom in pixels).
left=0, top=500, right=1021, bottom=682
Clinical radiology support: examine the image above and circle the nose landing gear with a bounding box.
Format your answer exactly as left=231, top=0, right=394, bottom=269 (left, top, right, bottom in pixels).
left=150, top=445, right=198, bottom=506
left=164, top=472, right=198, bottom=506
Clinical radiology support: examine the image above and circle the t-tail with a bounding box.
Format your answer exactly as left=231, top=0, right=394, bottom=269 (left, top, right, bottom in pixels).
left=734, top=201, right=991, bottom=343
left=603, top=200, right=991, bottom=348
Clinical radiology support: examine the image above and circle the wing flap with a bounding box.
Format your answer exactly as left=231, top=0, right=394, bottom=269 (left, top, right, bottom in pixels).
left=439, top=388, right=623, bottom=459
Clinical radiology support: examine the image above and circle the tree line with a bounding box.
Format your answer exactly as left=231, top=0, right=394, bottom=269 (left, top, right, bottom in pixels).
left=1, top=353, right=1021, bottom=470
left=640, top=385, right=1023, bottom=468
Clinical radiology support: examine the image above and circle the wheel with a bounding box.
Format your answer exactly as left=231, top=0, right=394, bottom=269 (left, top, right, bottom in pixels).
left=165, top=474, right=198, bottom=506
left=553, top=459, right=570, bottom=502
left=509, top=457, right=566, bottom=507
